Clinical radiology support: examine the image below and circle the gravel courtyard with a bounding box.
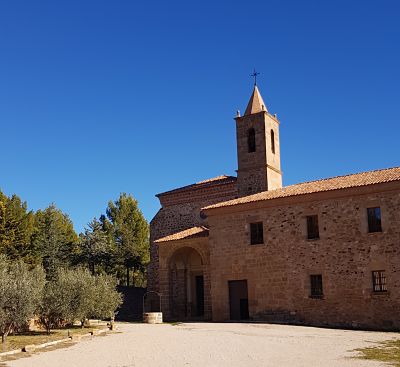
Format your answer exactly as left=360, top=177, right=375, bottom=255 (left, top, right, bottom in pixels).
left=6, top=322, right=399, bottom=367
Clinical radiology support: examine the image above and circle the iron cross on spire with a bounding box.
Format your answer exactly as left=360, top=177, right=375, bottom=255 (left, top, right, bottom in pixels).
left=251, top=69, right=260, bottom=86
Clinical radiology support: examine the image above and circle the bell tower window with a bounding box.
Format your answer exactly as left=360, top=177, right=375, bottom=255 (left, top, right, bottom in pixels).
left=248, top=128, right=256, bottom=153
left=271, top=129, right=275, bottom=154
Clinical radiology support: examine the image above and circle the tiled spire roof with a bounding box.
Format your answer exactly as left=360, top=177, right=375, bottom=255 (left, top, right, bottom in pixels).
left=244, top=85, right=267, bottom=115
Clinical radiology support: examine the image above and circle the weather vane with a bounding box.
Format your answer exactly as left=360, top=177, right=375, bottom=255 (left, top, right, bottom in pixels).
left=250, top=69, right=260, bottom=86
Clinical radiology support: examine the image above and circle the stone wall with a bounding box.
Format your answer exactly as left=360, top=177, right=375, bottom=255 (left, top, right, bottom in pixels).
left=236, top=111, right=282, bottom=196
left=115, top=286, right=146, bottom=321
left=207, top=187, right=400, bottom=330
left=148, top=180, right=237, bottom=297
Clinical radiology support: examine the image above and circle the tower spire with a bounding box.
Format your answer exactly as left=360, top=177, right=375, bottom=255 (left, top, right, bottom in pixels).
left=244, top=85, right=268, bottom=115
left=235, top=78, right=282, bottom=196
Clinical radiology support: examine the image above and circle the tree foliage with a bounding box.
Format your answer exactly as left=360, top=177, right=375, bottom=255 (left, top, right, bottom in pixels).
left=0, top=188, right=149, bottom=289
left=100, top=193, right=149, bottom=287
left=0, top=191, right=36, bottom=264
left=0, top=256, right=45, bottom=344
left=77, top=218, right=115, bottom=275
left=92, top=274, right=123, bottom=319
left=39, top=275, right=71, bottom=334
left=39, top=268, right=122, bottom=334
left=0, top=192, right=80, bottom=275
left=32, top=204, right=79, bottom=278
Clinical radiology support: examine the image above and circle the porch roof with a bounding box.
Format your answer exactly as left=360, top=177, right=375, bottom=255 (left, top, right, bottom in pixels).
left=154, top=226, right=209, bottom=243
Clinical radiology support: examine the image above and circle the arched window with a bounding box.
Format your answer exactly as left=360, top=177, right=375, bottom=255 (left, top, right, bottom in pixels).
left=247, top=128, right=256, bottom=153
left=271, top=129, right=275, bottom=154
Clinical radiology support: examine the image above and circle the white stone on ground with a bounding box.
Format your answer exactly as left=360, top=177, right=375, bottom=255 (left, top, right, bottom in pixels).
left=6, top=323, right=399, bottom=367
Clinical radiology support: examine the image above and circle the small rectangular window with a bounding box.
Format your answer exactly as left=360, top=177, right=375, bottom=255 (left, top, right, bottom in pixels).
left=250, top=222, right=263, bottom=245
left=367, top=207, right=382, bottom=233
left=310, top=274, right=323, bottom=298
left=372, top=270, right=387, bottom=292
left=307, top=215, right=319, bottom=240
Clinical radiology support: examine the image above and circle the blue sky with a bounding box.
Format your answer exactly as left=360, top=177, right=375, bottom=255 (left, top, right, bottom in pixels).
left=1, top=0, right=399, bottom=233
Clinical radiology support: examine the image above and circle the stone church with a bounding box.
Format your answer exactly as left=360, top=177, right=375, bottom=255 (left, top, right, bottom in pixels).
left=148, top=84, right=400, bottom=330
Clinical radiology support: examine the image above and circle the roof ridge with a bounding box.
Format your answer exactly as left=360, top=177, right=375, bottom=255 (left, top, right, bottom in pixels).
left=156, top=174, right=237, bottom=197
left=196, top=175, right=235, bottom=184
left=283, top=166, right=400, bottom=189
left=203, top=166, right=400, bottom=211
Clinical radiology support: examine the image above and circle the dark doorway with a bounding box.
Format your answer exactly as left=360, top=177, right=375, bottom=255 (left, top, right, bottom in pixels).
left=196, top=275, right=204, bottom=316
left=239, top=298, right=249, bottom=320
left=229, top=280, right=249, bottom=320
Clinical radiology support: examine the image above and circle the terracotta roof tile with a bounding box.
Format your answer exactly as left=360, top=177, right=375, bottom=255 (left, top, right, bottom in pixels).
left=154, top=226, right=209, bottom=243
left=204, top=166, right=400, bottom=210
left=156, top=175, right=237, bottom=197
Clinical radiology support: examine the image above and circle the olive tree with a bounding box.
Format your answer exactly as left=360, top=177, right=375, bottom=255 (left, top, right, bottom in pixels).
left=39, top=267, right=94, bottom=333
left=39, top=268, right=122, bottom=334
left=68, top=268, right=96, bottom=327
left=39, top=274, right=72, bottom=334
left=0, top=256, right=45, bottom=345
left=92, top=274, right=123, bottom=320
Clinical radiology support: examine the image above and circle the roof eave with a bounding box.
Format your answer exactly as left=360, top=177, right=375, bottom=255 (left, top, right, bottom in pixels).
left=154, top=235, right=209, bottom=245
left=235, top=111, right=280, bottom=124
left=202, top=180, right=400, bottom=217
left=155, top=177, right=237, bottom=198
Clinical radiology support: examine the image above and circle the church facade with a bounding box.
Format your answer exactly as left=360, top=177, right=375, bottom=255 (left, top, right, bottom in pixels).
left=148, top=85, right=400, bottom=330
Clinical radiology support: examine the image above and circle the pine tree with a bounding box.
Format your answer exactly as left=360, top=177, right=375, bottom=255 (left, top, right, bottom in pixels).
left=79, top=218, right=114, bottom=274
left=101, top=193, right=149, bottom=287
left=0, top=191, right=36, bottom=264
left=32, top=204, right=79, bottom=278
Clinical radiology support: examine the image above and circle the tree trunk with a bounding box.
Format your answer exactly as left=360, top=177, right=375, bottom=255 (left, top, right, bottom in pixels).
left=2, top=331, right=8, bottom=347
left=126, top=266, right=130, bottom=287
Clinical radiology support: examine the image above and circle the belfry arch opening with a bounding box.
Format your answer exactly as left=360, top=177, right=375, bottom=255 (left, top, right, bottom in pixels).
left=169, top=247, right=205, bottom=320
left=247, top=128, right=256, bottom=153
left=271, top=129, right=275, bottom=154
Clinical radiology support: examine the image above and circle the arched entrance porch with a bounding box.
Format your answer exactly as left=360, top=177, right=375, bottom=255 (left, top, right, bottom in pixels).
left=169, top=247, right=205, bottom=320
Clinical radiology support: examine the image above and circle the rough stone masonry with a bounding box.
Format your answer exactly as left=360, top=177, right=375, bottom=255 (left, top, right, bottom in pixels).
left=148, top=84, right=400, bottom=330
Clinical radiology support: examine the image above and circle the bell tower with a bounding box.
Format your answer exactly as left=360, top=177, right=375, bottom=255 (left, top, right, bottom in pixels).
left=235, top=84, right=282, bottom=197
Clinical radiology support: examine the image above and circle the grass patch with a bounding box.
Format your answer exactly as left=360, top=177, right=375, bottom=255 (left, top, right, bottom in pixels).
left=356, top=339, right=400, bottom=366
left=1, top=325, right=105, bottom=353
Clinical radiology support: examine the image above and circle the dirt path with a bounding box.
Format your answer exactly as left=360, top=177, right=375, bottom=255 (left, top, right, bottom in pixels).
left=5, top=323, right=399, bottom=367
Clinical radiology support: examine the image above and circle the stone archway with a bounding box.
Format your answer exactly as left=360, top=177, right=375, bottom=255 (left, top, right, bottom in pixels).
left=168, top=247, right=205, bottom=320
